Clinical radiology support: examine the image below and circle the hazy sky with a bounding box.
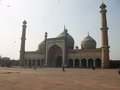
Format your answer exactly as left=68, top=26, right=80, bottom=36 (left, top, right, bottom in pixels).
left=0, top=0, right=120, bottom=60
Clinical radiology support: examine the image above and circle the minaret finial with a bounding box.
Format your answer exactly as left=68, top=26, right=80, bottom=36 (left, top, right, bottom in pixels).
left=45, top=32, right=48, bottom=38
left=23, top=20, right=27, bottom=25
left=102, top=0, right=103, bottom=4
left=100, top=0, right=106, bottom=9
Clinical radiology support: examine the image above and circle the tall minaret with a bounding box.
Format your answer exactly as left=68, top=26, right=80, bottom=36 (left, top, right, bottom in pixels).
left=100, top=3, right=110, bottom=68
left=20, top=20, right=27, bottom=67
left=45, top=32, right=48, bottom=66
left=64, top=25, right=68, bottom=67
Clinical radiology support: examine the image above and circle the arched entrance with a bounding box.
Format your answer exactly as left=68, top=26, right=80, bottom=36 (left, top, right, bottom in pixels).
left=25, top=59, right=27, bottom=66
left=81, top=59, right=86, bottom=68
left=37, top=59, right=40, bottom=66
left=32, top=59, right=35, bottom=66
left=95, top=58, right=101, bottom=68
left=88, top=58, right=93, bottom=68
left=55, top=56, right=62, bottom=67
left=47, top=45, right=62, bottom=67
left=41, top=60, right=44, bottom=66
left=28, top=59, right=31, bottom=68
left=75, top=59, right=79, bottom=67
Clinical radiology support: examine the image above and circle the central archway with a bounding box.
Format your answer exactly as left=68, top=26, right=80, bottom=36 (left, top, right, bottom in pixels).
left=55, top=56, right=62, bottom=67
left=47, top=45, right=62, bottom=67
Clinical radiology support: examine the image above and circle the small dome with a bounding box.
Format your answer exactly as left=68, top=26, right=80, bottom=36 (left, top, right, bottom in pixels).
left=38, top=40, right=45, bottom=52
left=81, top=34, right=96, bottom=49
left=57, top=30, right=74, bottom=49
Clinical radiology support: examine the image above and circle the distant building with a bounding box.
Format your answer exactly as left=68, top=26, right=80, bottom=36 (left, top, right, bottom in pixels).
left=1, top=57, right=10, bottom=61
left=20, top=3, right=110, bottom=68
left=0, top=57, right=10, bottom=67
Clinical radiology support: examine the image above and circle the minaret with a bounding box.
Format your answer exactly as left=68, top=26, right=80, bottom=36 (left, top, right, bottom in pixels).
left=64, top=25, right=68, bottom=67
left=45, top=32, right=48, bottom=66
left=100, top=3, right=110, bottom=68
left=20, top=20, right=27, bottom=67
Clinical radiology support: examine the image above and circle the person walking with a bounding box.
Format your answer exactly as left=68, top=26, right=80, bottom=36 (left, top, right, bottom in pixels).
left=34, top=66, right=36, bottom=70
left=62, top=67, right=65, bottom=72
left=92, top=66, right=95, bottom=70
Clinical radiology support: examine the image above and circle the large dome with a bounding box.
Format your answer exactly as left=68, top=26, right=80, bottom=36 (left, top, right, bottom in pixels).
left=57, top=30, right=74, bottom=49
left=38, top=28, right=74, bottom=52
left=38, top=40, right=45, bottom=53
left=81, top=34, right=96, bottom=49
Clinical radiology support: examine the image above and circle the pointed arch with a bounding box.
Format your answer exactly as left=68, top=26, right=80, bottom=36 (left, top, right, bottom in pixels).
left=95, top=58, right=101, bottom=67
left=37, top=59, right=40, bottom=66
left=75, top=59, right=79, bottom=67
left=47, top=44, right=62, bottom=67
left=28, top=59, right=31, bottom=68
left=41, top=59, right=44, bottom=66
left=32, top=59, right=36, bottom=66
left=81, top=59, right=86, bottom=67
left=88, top=58, right=94, bottom=67
left=24, top=59, right=27, bottom=66
left=55, top=56, right=62, bottom=67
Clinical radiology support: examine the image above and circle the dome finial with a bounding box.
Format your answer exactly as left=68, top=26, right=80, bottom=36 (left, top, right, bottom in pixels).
left=102, top=0, right=103, bottom=4
left=64, top=25, right=68, bottom=33
left=88, top=31, right=89, bottom=36
left=64, top=25, right=66, bottom=31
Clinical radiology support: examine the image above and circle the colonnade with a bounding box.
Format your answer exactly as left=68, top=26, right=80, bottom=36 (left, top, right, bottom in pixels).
left=24, top=59, right=44, bottom=67
left=24, top=58, right=101, bottom=68
left=68, top=58, right=101, bottom=68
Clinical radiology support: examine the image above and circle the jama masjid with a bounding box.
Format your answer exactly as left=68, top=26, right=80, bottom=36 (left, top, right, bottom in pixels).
left=20, top=3, right=110, bottom=69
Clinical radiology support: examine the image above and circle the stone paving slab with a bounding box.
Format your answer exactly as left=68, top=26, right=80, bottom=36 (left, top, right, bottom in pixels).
left=0, top=67, right=120, bottom=90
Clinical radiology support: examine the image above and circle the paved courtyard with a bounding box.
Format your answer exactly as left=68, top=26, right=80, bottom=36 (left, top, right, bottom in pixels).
left=0, top=67, right=120, bottom=90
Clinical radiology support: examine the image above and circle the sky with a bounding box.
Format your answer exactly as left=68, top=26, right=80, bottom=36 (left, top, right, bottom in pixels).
left=0, top=0, right=120, bottom=60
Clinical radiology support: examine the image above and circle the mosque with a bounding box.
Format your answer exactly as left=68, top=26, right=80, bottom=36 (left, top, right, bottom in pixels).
left=20, top=3, right=110, bottom=68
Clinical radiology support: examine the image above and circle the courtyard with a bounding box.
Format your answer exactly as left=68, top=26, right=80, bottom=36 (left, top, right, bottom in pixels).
left=0, top=67, right=120, bottom=90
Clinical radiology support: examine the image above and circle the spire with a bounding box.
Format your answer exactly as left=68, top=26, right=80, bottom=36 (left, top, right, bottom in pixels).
left=102, top=0, right=103, bottom=4
left=64, top=25, right=68, bottom=33
left=45, top=32, right=48, bottom=39
left=88, top=31, right=89, bottom=36
left=64, top=25, right=66, bottom=31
